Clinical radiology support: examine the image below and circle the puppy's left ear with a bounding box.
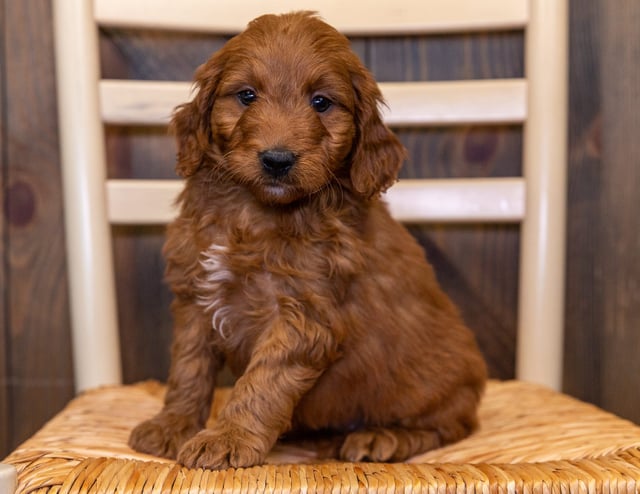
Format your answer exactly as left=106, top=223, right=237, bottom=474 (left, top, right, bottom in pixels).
left=349, top=65, right=407, bottom=198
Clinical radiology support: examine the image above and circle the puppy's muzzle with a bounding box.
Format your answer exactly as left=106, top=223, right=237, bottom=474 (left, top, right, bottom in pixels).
left=259, top=149, right=297, bottom=178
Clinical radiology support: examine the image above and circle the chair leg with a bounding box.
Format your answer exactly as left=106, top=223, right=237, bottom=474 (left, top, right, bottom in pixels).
left=0, top=463, right=17, bottom=494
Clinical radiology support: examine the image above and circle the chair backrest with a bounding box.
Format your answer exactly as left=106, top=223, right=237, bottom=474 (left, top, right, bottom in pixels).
left=52, top=0, right=567, bottom=393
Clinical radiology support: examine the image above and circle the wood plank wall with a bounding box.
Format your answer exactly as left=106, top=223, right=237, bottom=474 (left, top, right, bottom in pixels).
left=2, top=0, right=639, bottom=458
left=1, top=0, right=75, bottom=457
left=597, top=1, right=640, bottom=422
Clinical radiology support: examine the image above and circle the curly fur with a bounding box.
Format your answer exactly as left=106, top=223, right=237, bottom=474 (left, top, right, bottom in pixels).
left=129, top=11, right=487, bottom=470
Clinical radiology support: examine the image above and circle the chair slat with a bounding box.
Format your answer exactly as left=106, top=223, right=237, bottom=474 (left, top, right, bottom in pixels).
left=94, top=0, right=528, bottom=35
left=107, top=179, right=181, bottom=224
left=100, top=79, right=527, bottom=126
left=385, top=178, right=524, bottom=222
left=381, top=79, right=526, bottom=126
left=100, top=80, right=190, bottom=125
left=106, top=178, right=524, bottom=224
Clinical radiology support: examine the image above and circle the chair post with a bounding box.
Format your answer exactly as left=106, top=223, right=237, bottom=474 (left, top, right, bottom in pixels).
left=516, top=0, right=568, bottom=390
left=52, top=0, right=122, bottom=391
left=0, top=463, right=17, bottom=494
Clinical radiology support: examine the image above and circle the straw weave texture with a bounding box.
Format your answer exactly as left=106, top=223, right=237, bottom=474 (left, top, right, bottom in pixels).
left=5, top=380, right=640, bottom=493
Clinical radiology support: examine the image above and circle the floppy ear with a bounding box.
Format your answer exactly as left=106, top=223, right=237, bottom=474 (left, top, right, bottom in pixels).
left=349, top=63, right=407, bottom=198
left=170, top=56, right=224, bottom=178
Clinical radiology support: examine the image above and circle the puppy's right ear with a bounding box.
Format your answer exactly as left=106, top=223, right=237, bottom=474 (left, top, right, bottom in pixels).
left=171, top=56, right=224, bottom=178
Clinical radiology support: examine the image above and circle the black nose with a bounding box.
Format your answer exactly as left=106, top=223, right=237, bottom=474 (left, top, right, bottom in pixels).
left=259, top=149, right=297, bottom=178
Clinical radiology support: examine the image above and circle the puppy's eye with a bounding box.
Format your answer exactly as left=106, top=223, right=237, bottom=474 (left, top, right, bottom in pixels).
left=311, top=95, right=332, bottom=113
left=237, top=89, right=257, bottom=106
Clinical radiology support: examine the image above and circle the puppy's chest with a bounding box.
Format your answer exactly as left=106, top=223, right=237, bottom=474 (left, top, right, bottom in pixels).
left=194, top=233, right=354, bottom=340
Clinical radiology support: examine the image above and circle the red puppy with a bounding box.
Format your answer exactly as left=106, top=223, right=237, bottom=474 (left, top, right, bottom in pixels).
left=129, top=11, right=487, bottom=470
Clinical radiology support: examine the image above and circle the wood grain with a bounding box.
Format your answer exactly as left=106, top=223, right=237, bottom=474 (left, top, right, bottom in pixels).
left=2, top=0, right=74, bottom=454
left=562, top=0, right=604, bottom=406
left=0, top=0, right=10, bottom=459
left=599, top=0, right=640, bottom=424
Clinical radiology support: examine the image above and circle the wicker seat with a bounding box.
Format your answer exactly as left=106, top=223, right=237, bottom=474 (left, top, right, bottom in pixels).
left=5, top=381, right=640, bottom=492
left=4, top=0, right=640, bottom=493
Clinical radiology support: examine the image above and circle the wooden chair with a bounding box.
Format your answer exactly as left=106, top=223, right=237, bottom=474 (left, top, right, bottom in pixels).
left=3, top=0, right=640, bottom=492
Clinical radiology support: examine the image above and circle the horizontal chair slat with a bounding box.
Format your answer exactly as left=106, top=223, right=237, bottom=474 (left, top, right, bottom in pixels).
left=94, top=0, right=528, bottom=35
left=380, top=80, right=527, bottom=126
left=100, top=80, right=190, bottom=126
left=385, top=178, right=525, bottom=223
left=107, top=179, right=181, bottom=224
left=106, top=178, right=525, bottom=224
left=100, top=79, right=527, bottom=126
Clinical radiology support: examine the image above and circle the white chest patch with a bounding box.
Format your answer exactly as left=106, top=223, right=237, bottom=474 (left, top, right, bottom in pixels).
left=196, top=243, right=235, bottom=338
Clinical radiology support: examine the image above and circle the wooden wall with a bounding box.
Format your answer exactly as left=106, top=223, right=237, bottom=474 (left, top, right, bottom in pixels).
left=2, top=0, right=639, bottom=458
left=1, top=0, right=75, bottom=456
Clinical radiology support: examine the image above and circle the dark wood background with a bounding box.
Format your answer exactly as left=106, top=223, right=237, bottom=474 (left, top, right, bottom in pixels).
left=2, top=0, right=639, bottom=458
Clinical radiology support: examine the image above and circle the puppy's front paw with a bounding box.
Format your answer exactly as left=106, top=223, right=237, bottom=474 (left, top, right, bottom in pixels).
left=129, top=414, right=202, bottom=459
left=177, top=427, right=265, bottom=470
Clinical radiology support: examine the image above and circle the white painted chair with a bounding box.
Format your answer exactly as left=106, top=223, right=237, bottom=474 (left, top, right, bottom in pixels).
left=0, top=464, right=16, bottom=494
left=5, top=1, right=640, bottom=493
left=60, top=0, right=565, bottom=394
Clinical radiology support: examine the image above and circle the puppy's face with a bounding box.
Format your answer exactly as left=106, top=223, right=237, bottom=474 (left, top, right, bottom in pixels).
left=211, top=15, right=358, bottom=204
left=173, top=12, right=406, bottom=204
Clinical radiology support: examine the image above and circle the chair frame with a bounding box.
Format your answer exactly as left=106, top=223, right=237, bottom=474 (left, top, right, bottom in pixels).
left=0, top=463, right=17, bottom=494
left=51, top=0, right=567, bottom=393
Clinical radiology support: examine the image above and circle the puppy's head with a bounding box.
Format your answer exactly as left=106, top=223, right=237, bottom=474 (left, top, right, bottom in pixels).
left=172, top=12, right=406, bottom=204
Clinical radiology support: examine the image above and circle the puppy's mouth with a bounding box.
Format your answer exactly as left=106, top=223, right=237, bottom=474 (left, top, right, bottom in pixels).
left=254, top=178, right=305, bottom=205
left=262, top=183, right=292, bottom=199
left=252, top=148, right=306, bottom=204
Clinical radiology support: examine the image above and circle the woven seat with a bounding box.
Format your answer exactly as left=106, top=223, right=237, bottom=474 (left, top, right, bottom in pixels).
left=6, top=381, right=640, bottom=493
left=4, top=1, right=640, bottom=493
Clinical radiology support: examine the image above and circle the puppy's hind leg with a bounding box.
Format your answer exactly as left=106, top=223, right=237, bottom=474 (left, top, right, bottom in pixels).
left=340, top=385, right=482, bottom=462
left=340, top=427, right=440, bottom=462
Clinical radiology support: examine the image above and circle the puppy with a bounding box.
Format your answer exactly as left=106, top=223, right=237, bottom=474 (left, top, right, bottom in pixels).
left=129, top=11, right=487, bottom=470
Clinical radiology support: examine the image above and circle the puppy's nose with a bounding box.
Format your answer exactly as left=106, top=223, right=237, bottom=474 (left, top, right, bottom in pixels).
left=259, top=149, right=297, bottom=178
